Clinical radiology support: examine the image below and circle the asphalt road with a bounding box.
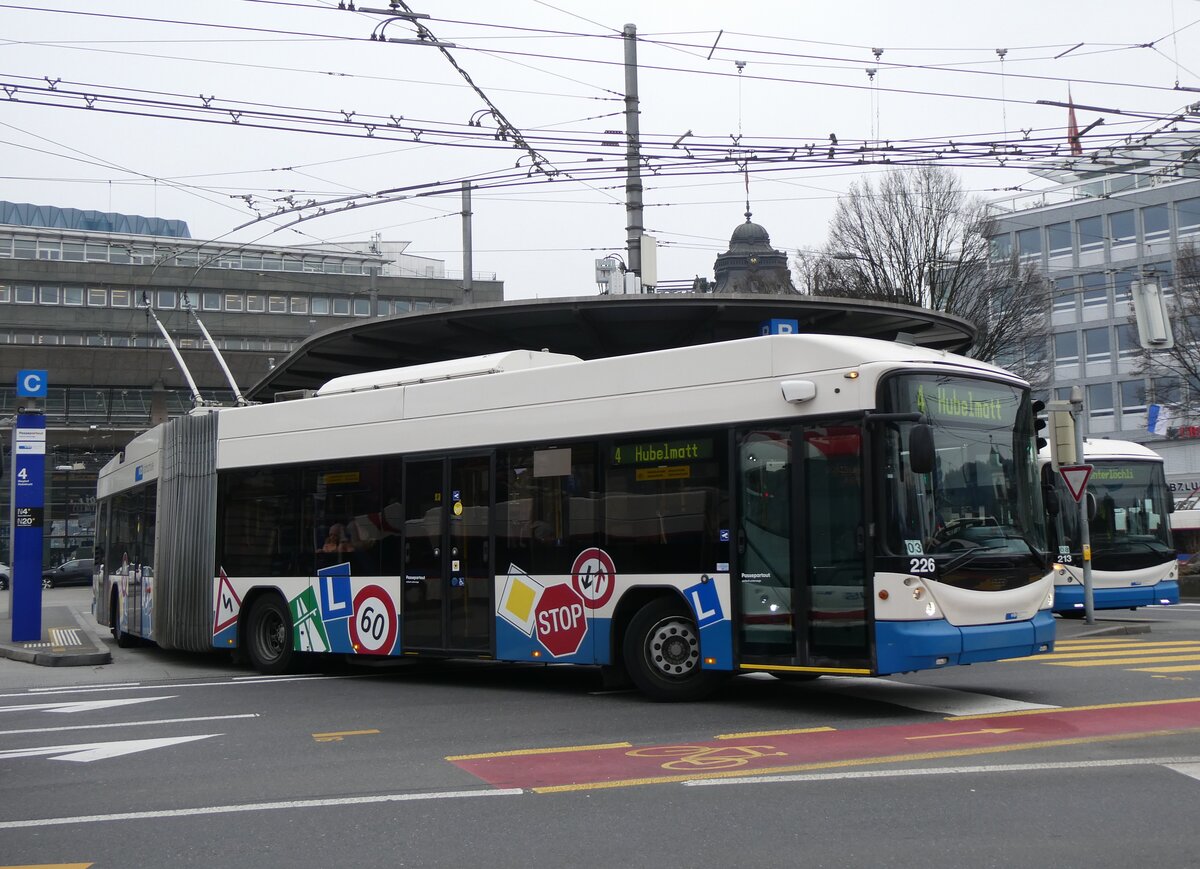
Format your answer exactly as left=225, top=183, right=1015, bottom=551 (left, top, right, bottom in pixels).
left=2, top=589, right=1199, bottom=869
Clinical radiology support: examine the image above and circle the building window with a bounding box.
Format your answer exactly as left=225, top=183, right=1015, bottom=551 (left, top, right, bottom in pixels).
left=393, top=299, right=413, bottom=313
left=1016, top=227, right=1042, bottom=259
left=15, top=284, right=35, bottom=303
left=62, top=334, right=83, bottom=346
left=1153, top=376, right=1181, bottom=405
left=1120, top=380, right=1146, bottom=416
left=39, top=285, right=60, bottom=305
left=268, top=296, right=287, bottom=313
left=332, top=297, right=350, bottom=316
left=1087, top=383, right=1114, bottom=420
left=1084, top=327, right=1111, bottom=363
left=15, top=332, right=35, bottom=344
left=353, top=298, right=371, bottom=316
left=86, top=334, right=105, bottom=346
left=62, top=242, right=85, bottom=262
left=0, top=236, right=11, bottom=257
left=1112, top=268, right=1135, bottom=304
left=157, top=290, right=176, bottom=309
left=1054, top=331, right=1079, bottom=366
left=311, top=297, right=330, bottom=315
left=88, top=288, right=107, bottom=306
left=1109, top=210, right=1135, bottom=252
left=0, top=284, right=9, bottom=303
left=202, top=292, right=221, bottom=311
left=246, top=294, right=265, bottom=313
left=37, top=240, right=61, bottom=260
left=1179, top=197, right=1200, bottom=236
left=283, top=256, right=302, bottom=272
left=63, top=285, right=84, bottom=306
left=1081, top=272, right=1108, bottom=313
left=224, top=294, right=243, bottom=312
left=85, top=243, right=108, bottom=262
left=1143, top=204, right=1169, bottom=242
left=1047, top=222, right=1071, bottom=259
left=1116, top=323, right=1139, bottom=360
left=376, top=300, right=391, bottom=316
left=262, top=255, right=283, bottom=271
left=13, top=238, right=36, bottom=259
left=110, top=289, right=131, bottom=308
left=1078, top=216, right=1104, bottom=255
left=290, top=296, right=308, bottom=314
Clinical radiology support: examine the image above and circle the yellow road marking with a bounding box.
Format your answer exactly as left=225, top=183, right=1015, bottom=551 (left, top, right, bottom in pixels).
left=1132, top=664, right=1200, bottom=673
left=530, top=728, right=1198, bottom=793
left=0, top=864, right=93, bottom=868
left=740, top=664, right=872, bottom=675
left=1037, top=641, right=1200, bottom=655
left=1055, top=638, right=1137, bottom=644
left=715, top=727, right=836, bottom=740
left=1029, top=644, right=1200, bottom=661
left=949, top=696, right=1200, bottom=721
left=1045, top=654, right=1200, bottom=667
left=906, top=728, right=1021, bottom=741
left=312, top=729, right=380, bottom=742
left=447, top=741, right=632, bottom=761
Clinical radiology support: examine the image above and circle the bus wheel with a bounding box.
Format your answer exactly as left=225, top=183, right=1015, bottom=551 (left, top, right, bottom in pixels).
left=246, top=594, right=294, bottom=675
left=623, top=597, right=723, bottom=702
left=111, top=590, right=133, bottom=648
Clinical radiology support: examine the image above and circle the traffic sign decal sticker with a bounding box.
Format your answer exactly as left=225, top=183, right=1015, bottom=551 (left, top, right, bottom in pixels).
left=214, top=569, right=242, bottom=635
left=534, top=583, right=588, bottom=658
left=571, top=547, right=616, bottom=609
left=349, top=584, right=398, bottom=654
left=499, top=564, right=544, bottom=637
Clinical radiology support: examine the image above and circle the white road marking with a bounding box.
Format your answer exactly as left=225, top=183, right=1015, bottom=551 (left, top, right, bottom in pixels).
left=0, top=696, right=174, bottom=714
left=0, top=787, right=525, bottom=829
left=685, top=756, right=1200, bottom=787
left=0, top=713, right=259, bottom=737
left=28, top=683, right=140, bottom=692
left=0, top=733, right=218, bottom=763
left=1164, top=762, right=1200, bottom=782
left=0, top=674, right=350, bottom=700
left=801, top=676, right=1059, bottom=716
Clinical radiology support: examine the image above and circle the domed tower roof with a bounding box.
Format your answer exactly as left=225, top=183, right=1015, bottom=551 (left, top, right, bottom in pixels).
left=729, top=214, right=772, bottom=250
left=712, top=209, right=796, bottom=295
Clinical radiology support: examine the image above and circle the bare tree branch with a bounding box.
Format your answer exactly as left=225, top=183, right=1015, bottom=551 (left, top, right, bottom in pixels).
left=796, top=165, right=1049, bottom=387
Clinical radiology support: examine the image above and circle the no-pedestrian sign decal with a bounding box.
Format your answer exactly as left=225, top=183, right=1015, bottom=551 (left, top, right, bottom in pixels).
left=1059, top=464, right=1093, bottom=502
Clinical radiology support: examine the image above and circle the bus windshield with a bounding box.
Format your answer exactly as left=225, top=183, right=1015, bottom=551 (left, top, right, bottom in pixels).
left=881, top=374, right=1047, bottom=565
left=1051, top=460, right=1174, bottom=567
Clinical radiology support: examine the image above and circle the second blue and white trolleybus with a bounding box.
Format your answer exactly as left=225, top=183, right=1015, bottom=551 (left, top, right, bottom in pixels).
left=1041, top=438, right=1179, bottom=614
left=94, top=333, right=1055, bottom=700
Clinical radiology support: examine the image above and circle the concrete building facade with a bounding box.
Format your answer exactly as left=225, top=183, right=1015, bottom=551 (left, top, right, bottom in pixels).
left=987, top=143, right=1200, bottom=495
left=0, top=202, right=503, bottom=566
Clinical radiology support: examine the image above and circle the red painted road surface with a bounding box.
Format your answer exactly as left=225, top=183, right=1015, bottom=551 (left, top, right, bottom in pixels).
left=449, top=698, right=1200, bottom=791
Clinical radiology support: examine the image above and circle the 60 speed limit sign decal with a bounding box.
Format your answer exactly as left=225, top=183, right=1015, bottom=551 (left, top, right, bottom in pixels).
left=570, top=547, right=616, bottom=609
left=349, top=584, right=398, bottom=655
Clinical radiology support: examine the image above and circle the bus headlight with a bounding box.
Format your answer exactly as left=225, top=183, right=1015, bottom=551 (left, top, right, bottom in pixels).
left=924, top=601, right=937, bottom=617
left=1043, top=589, right=1055, bottom=610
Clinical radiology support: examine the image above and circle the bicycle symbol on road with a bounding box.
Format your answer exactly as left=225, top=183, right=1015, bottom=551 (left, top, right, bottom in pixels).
left=626, top=744, right=787, bottom=771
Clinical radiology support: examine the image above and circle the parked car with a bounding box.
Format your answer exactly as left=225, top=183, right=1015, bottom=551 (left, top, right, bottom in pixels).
left=0, top=562, right=9, bottom=591
left=42, top=558, right=94, bottom=589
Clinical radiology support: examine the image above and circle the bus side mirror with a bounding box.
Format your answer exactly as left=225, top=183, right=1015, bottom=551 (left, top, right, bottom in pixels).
left=1086, top=491, right=1098, bottom=522
left=1044, top=484, right=1059, bottom=518
left=909, top=423, right=935, bottom=475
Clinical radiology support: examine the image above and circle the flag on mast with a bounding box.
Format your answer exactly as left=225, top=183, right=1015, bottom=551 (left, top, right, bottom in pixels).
left=1067, top=88, right=1083, bottom=156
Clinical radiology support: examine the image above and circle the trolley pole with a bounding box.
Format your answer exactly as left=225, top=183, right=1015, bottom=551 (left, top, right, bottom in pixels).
left=1070, top=386, right=1095, bottom=625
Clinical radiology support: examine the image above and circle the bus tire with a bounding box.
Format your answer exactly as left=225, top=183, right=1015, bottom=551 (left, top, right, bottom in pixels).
left=111, top=589, right=134, bottom=648
left=246, top=594, right=295, bottom=675
left=623, top=596, right=724, bottom=702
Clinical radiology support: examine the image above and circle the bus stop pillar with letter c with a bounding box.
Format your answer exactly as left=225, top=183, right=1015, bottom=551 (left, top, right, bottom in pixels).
left=8, top=369, right=47, bottom=641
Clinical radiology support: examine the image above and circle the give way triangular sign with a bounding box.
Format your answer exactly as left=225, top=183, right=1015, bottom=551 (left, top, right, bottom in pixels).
left=1060, top=464, right=1093, bottom=502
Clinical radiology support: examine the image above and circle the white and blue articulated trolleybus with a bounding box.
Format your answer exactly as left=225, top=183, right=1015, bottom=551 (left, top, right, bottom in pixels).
left=1041, top=438, right=1179, bottom=614
left=93, top=333, right=1055, bottom=701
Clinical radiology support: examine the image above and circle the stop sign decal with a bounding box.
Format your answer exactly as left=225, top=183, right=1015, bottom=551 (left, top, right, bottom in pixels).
left=535, top=583, right=588, bottom=658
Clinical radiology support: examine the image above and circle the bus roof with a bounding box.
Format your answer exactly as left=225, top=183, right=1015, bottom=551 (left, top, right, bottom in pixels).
left=1039, top=437, right=1164, bottom=464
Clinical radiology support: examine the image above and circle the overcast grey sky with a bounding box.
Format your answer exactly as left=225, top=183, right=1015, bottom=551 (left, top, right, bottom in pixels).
left=2, top=0, right=1198, bottom=298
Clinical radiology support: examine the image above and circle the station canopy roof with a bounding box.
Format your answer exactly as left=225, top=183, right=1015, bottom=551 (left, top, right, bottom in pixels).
left=245, top=293, right=977, bottom=401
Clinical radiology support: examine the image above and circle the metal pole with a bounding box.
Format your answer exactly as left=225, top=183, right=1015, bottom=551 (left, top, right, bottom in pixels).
left=1070, top=387, right=1095, bottom=624
left=461, top=181, right=473, bottom=303
left=623, top=23, right=643, bottom=279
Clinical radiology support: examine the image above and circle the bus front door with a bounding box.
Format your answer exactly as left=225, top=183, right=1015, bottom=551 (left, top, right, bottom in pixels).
left=402, top=455, right=493, bottom=654
left=736, top=424, right=870, bottom=672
